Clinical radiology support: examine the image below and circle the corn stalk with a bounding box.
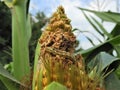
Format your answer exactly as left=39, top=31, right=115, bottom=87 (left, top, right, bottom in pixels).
left=3, top=0, right=31, bottom=81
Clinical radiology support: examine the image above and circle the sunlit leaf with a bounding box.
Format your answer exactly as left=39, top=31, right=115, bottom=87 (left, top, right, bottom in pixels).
left=78, top=7, right=120, bottom=24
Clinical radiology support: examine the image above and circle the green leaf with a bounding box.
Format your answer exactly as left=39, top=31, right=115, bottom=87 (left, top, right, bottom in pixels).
left=0, top=63, right=26, bottom=89
left=80, top=35, right=120, bottom=63
left=105, top=72, right=120, bottom=90
left=78, top=7, right=120, bottom=24
left=43, top=81, right=67, bottom=90
left=80, top=42, right=112, bottom=62
left=88, top=52, right=120, bottom=71
left=116, top=66, right=120, bottom=79
left=91, top=16, right=112, bottom=38
left=84, top=35, right=95, bottom=46
left=32, top=42, right=41, bottom=90
left=111, top=24, right=120, bottom=37
left=78, top=7, right=120, bottom=61
left=81, top=11, right=104, bottom=37
left=0, top=76, right=18, bottom=90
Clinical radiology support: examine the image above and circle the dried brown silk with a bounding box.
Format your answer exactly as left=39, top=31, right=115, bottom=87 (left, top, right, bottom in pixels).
left=35, top=6, right=102, bottom=90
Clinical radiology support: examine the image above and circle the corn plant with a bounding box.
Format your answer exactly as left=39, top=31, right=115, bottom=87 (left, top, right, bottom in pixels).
left=0, top=0, right=120, bottom=90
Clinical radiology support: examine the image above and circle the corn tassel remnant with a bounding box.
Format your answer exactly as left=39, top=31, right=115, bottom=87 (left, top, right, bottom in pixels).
left=35, top=6, right=103, bottom=90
